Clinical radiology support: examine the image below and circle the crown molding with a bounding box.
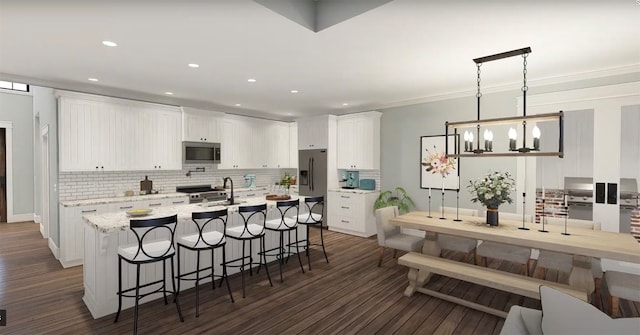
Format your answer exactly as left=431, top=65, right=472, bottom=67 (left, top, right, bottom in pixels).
left=359, top=64, right=640, bottom=112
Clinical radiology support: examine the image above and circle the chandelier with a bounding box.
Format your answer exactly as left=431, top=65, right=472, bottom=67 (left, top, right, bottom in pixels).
left=445, top=47, right=564, bottom=158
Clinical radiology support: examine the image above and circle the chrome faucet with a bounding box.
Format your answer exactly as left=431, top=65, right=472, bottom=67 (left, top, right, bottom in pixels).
left=223, top=177, right=234, bottom=205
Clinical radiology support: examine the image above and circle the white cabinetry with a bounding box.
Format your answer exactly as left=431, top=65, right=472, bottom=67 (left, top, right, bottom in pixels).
left=59, top=97, right=120, bottom=171
left=220, top=116, right=293, bottom=169
left=327, top=190, right=379, bottom=237
left=59, top=195, right=189, bottom=268
left=298, top=115, right=330, bottom=149
left=182, top=107, right=224, bottom=143
left=337, top=112, right=381, bottom=170
left=289, top=122, right=298, bottom=168
left=220, top=117, right=252, bottom=169
left=139, top=109, right=182, bottom=170
left=269, top=122, right=291, bottom=168
left=57, top=91, right=183, bottom=172
left=59, top=203, right=112, bottom=267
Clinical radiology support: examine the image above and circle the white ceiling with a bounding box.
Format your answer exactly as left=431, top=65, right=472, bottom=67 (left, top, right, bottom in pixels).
left=0, top=0, right=638, bottom=121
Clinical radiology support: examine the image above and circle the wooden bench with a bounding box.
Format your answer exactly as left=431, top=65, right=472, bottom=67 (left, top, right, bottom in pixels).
left=398, top=252, right=588, bottom=318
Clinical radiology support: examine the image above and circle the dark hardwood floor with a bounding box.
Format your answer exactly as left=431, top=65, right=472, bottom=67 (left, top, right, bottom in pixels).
left=1, top=221, right=638, bottom=334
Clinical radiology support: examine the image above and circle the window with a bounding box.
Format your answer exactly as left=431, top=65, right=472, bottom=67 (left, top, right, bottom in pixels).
left=0, top=80, right=29, bottom=92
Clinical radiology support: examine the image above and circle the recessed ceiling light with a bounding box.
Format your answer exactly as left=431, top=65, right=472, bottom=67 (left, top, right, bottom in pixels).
left=102, top=40, right=117, bottom=47
left=286, top=113, right=293, bottom=116
left=188, top=63, right=199, bottom=68
left=235, top=103, right=241, bottom=107
left=164, top=92, right=173, bottom=95
left=290, top=90, right=299, bottom=93
left=247, top=78, right=257, bottom=83
left=88, top=78, right=99, bottom=82
left=342, top=103, right=349, bottom=106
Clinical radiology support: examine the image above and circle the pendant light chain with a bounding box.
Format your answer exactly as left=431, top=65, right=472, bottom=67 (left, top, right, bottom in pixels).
left=476, top=63, right=482, bottom=151
left=476, top=63, right=482, bottom=99
left=522, top=53, right=528, bottom=116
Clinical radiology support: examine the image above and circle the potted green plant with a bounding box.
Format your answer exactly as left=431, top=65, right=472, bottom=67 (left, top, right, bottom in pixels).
left=373, top=187, right=416, bottom=214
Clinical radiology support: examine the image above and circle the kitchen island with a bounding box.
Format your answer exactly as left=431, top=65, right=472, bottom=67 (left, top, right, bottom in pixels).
left=82, top=196, right=307, bottom=319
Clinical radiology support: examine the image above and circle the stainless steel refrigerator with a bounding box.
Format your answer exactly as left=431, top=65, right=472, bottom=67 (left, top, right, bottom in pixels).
left=298, top=149, right=328, bottom=220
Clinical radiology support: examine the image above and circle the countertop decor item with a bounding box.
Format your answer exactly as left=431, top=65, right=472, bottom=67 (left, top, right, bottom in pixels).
left=265, top=194, right=291, bottom=201
left=468, top=171, right=515, bottom=226
left=140, top=176, right=152, bottom=193
left=125, top=208, right=152, bottom=217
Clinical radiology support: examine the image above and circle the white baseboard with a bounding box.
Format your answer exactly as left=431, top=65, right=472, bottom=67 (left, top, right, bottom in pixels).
left=48, top=238, right=59, bottom=260
left=34, top=214, right=41, bottom=224
left=60, top=258, right=83, bottom=268
left=8, top=213, right=35, bottom=223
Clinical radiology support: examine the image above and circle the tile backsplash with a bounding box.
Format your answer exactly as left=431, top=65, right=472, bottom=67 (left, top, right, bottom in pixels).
left=59, top=165, right=297, bottom=201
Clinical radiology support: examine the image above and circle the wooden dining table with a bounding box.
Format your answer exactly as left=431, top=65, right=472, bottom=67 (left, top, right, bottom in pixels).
left=390, top=211, right=640, bottom=296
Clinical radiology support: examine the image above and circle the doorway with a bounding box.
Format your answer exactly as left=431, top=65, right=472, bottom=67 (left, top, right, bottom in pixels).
left=0, top=127, right=6, bottom=222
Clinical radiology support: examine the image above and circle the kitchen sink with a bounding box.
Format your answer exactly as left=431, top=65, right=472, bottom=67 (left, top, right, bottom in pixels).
left=201, top=200, right=247, bottom=207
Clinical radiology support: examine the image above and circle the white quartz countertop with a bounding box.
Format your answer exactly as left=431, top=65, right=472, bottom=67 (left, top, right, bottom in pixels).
left=60, top=193, right=187, bottom=207
left=329, top=188, right=379, bottom=194
left=83, top=196, right=305, bottom=234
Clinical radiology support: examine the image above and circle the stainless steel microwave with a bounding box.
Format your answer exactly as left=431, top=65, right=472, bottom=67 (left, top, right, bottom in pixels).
left=183, top=141, right=221, bottom=164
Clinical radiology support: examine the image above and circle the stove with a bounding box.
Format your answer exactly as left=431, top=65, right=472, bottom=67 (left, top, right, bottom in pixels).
left=176, top=185, right=228, bottom=203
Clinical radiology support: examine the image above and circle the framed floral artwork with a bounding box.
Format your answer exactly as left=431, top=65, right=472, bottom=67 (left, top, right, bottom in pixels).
left=420, top=134, right=460, bottom=190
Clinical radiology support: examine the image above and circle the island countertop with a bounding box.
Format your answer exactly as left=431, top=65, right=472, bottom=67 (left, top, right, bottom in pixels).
left=60, top=192, right=188, bottom=207
left=83, top=196, right=305, bottom=234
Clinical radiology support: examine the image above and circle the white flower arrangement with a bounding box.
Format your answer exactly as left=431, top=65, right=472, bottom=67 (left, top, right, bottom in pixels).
left=421, top=145, right=456, bottom=177
left=468, top=171, right=515, bottom=208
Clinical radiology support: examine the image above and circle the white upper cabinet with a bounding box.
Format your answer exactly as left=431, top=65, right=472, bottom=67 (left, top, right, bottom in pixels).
left=59, top=96, right=118, bottom=171
left=220, top=116, right=293, bottom=169
left=144, top=109, right=182, bottom=170
left=220, top=116, right=252, bottom=169
left=289, top=122, right=298, bottom=168
left=182, top=107, right=224, bottom=143
left=57, top=91, right=182, bottom=172
left=336, top=111, right=381, bottom=170
left=269, top=121, right=290, bottom=168
left=297, top=115, right=330, bottom=149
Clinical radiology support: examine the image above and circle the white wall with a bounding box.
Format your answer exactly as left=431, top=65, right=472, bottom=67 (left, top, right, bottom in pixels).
left=0, top=90, right=34, bottom=218
left=32, top=86, right=58, bottom=241
left=379, top=73, right=640, bottom=216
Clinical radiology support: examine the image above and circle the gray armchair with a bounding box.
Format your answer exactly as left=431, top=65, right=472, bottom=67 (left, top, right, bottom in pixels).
left=375, top=206, right=423, bottom=267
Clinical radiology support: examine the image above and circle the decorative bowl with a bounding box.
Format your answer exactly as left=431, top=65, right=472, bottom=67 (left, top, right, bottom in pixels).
left=126, top=208, right=152, bottom=217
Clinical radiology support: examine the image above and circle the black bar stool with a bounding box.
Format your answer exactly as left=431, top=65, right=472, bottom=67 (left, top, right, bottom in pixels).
left=176, top=208, right=234, bottom=318
left=114, top=214, right=184, bottom=335
left=291, top=196, right=328, bottom=270
left=224, top=204, right=273, bottom=298
left=262, top=199, right=305, bottom=283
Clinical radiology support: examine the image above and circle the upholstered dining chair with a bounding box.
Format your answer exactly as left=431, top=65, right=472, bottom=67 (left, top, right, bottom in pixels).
left=476, top=212, right=533, bottom=276
left=438, top=207, right=479, bottom=264
left=534, top=217, right=603, bottom=298
left=375, top=206, right=423, bottom=267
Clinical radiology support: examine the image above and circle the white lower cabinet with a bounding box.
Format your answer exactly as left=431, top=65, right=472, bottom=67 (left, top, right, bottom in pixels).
left=59, top=195, right=189, bottom=268
left=327, top=190, right=379, bottom=237
left=60, top=203, right=113, bottom=268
